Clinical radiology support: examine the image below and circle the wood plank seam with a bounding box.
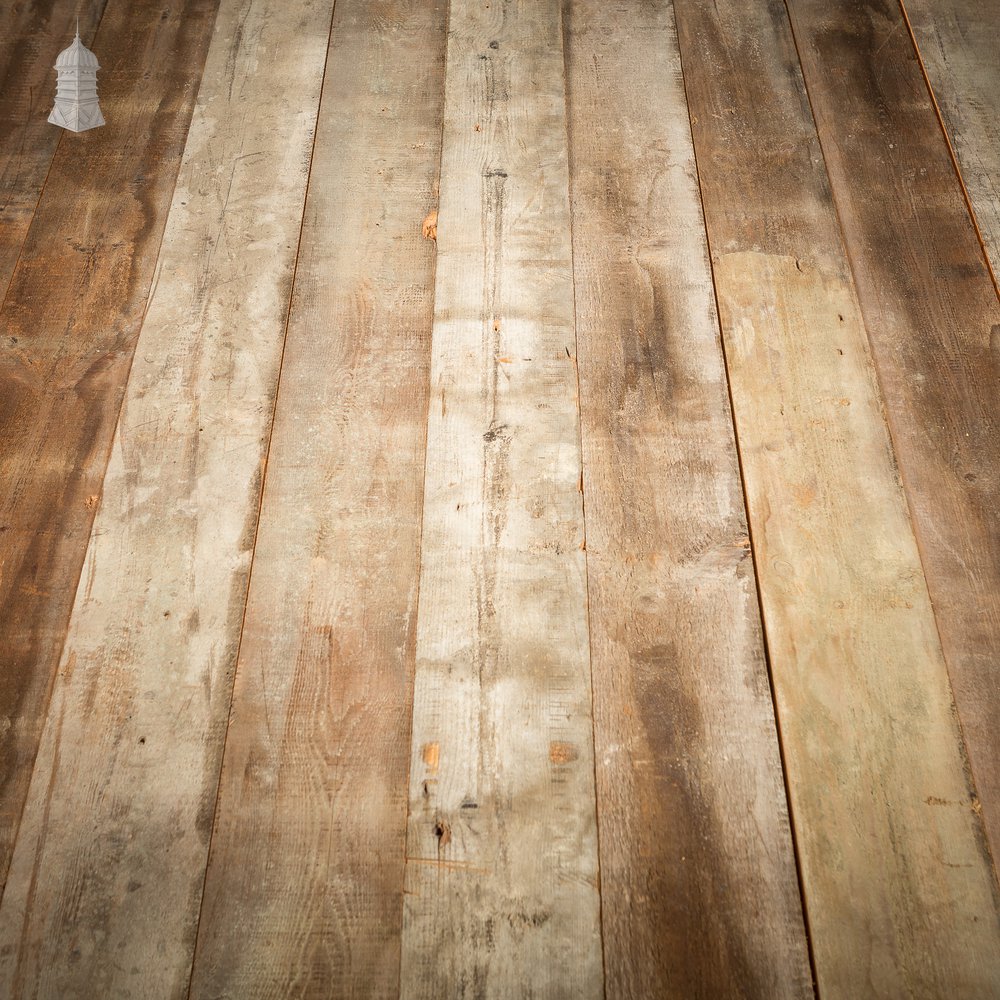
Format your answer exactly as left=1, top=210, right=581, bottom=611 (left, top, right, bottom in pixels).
left=895, top=0, right=1000, bottom=300
left=671, top=20, right=820, bottom=994
left=181, top=0, right=342, bottom=993
left=557, top=3, right=608, bottom=988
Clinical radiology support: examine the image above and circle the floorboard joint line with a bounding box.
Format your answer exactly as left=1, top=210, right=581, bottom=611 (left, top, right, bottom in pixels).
left=896, top=0, right=1000, bottom=301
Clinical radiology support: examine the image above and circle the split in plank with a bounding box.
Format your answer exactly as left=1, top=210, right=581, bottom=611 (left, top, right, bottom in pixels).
left=188, top=1, right=447, bottom=995
left=673, top=0, right=1000, bottom=994
left=562, top=1, right=812, bottom=996
left=400, top=0, right=603, bottom=995
left=0, top=0, right=335, bottom=994
left=0, top=0, right=218, bottom=891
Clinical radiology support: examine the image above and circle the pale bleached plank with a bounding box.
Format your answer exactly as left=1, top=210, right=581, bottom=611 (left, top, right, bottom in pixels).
left=673, top=0, right=1000, bottom=995
left=399, top=0, right=603, bottom=995
left=0, top=0, right=335, bottom=994
left=563, top=2, right=812, bottom=996
left=904, top=0, right=1000, bottom=282
left=187, top=2, right=448, bottom=996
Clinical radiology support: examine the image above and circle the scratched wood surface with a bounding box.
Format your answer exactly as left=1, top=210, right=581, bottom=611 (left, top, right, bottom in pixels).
left=0, top=0, right=335, bottom=994
left=0, top=0, right=218, bottom=892
left=0, top=0, right=109, bottom=300
left=562, top=2, right=812, bottom=997
left=187, top=2, right=447, bottom=996
left=785, top=0, right=1000, bottom=866
left=398, top=0, right=603, bottom=995
left=673, top=0, right=1000, bottom=994
left=904, top=0, right=1000, bottom=283
left=3, top=0, right=1000, bottom=996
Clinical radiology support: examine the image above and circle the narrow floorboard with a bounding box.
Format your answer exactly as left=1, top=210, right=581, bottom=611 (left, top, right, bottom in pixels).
left=399, top=1, right=603, bottom=994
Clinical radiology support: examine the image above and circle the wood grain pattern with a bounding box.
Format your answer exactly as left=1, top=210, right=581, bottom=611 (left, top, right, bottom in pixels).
left=399, top=1, right=603, bottom=995
left=0, top=0, right=334, bottom=994
left=673, top=0, right=1000, bottom=994
left=562, top=2, right=812, bottom=996
left=783, top=0, right=1000, bottom=861
left=187, top=2, right=447, bottom=996
left=904, top=0, right=1000, bottom=282
left=0, top=0, right=109, bottom=300
left=0, top=0, right=218, bottom=892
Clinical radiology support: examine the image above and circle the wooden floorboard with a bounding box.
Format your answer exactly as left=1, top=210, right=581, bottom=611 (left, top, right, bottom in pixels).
left=785, top=0, right=1000, bottom=867
left=398, top=1, right=603, bottom=995
left=0, top=1, right=109, bottom=301
left=562, top=2, right=812, bottom=997
left=673, top=0, right=1000, bottom=994
left=188, top=2, right=447, bottom=996
left=0, top=0, right=334, bottom=994
left=904, top=0, right=1000, bottom=284
left=0, top=0, right=218, bottom=893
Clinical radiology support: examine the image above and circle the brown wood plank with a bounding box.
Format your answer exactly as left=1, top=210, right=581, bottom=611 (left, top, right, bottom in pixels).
left=0, top=1, right=110, bottom=301
left=398, top=0, right=602, bottom=994
left=672, top=0, right=1000, bottom=994
left=0, top=0, right=218, bottom=891
left=784, top=0, right=1000, bottom=868
left=0, top=0, right=336, bottom=994
left=562, top=2, right=812, bottom=996
left=904, top=0, right=1000, bottom=284
left=187, top=2, right=447, bottom=996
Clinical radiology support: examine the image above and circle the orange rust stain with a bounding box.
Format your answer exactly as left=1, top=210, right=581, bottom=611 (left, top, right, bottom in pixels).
left=84, top=494, right=99, bottom=509
left=422, top=742, right=440, bottom=772
left=549, top=741, right=579, bottom=765
left=792, top=484, right=817, bottom=508
left=421, top=210, right=438, bottom=242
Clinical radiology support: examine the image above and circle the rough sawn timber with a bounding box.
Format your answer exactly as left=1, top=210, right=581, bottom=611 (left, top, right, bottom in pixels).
left=399, top=0, right=603, bottom=995
left=0, top=0, right=334, bottom=994
left=673, top=0, right=1000, bottom=994
left=188, top=1, right=447, bottom=996
left=562, top=1, right=813, bottom=996
left=0, top=0, right=218, bottom=893
left=784, top=0, right=1000, bottom=860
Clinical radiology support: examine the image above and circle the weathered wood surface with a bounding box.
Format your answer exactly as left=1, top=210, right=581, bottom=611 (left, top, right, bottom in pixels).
left=0, top=1, right=110, bottom=300
left=673, top=0, right=1000, bottom=995
left=0, top=0, right=217, bottom=892
left=398, top=0, right=603, bottom=995
left=0, top=0, right=335, bottom=994
left=784, top=0, right=1000, bottom=861
left=187, top=2, right=447, bottom=996
left=904, top=0, right=1000, bottom=283
left=562, top=2, right=812, bottom=996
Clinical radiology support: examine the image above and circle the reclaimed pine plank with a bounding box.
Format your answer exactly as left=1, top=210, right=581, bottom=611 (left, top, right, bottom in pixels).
left=398, top=0, right=603, bottom=995
left=0, top=0, right=218, bottom=892
left=187, top=2, right=447, bottom=996
left=0, top=1, right=110, bottom=301
left=672, top=0, right=1000, bottom=995
left=0, top=0, right=335, bottom=994
left=562, top=2, right=812, bottom=996
left=904, top=0, right=1000, bottom=281
left=784, top=0, right=1000, bottom=859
